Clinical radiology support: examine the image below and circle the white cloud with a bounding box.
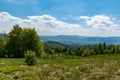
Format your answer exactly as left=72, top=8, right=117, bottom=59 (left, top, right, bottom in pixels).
left=79, top=15, right=120, bottom=36
left=0, top=12, right=87, bottom=36
left=80, top=16, right=90, bottom=19
left=0, top=12, right=120, bottom=37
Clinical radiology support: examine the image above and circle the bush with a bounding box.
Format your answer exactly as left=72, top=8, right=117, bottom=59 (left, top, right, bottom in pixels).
left=25, top=50, right=36, bottom=66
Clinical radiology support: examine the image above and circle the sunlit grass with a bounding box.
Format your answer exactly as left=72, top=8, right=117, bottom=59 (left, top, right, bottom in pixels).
left=0, top=54, right=120, bottom=80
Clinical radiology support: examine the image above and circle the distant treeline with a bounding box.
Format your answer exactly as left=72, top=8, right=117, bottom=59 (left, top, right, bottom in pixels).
left=44, top=42, right=120, bottom=57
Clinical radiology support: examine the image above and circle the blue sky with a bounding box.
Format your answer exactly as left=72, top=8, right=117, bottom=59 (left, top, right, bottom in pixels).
left=0, top=0, right=120, bottom=22
left=0, top=0, right=120, bottom=36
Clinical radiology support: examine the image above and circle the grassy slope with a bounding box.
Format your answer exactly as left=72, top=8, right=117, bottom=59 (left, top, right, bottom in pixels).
left=0, top=54, right=120, bottom=80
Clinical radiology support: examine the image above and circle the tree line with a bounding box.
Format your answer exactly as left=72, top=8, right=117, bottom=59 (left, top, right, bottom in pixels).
left=44, top=42, right=120, bottom=57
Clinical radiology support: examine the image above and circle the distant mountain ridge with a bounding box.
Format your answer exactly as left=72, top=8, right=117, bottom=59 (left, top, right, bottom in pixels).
left=40, top=35, right=120, bottom=47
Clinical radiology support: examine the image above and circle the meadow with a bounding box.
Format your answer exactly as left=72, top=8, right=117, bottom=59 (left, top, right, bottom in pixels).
left=0, top=54, right=120, bottom=80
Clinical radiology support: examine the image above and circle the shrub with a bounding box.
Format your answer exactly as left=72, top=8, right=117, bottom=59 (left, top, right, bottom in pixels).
left=25, top=50, right=36, bottom=66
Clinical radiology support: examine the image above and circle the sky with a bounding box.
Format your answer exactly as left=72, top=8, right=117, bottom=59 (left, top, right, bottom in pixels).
left=0, top=0, right=120, bottom=37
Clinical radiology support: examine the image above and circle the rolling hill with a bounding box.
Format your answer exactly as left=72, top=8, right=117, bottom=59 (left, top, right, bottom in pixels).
left=44, top=41, right=68, bottom=48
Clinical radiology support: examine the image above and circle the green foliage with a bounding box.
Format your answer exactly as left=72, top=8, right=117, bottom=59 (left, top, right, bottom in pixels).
left=6, top=25, right=23, bottom=57
left=82, top=48, right=90, bottom=57
left=21, top=28, right=45, bottom=57
left=6, top=24, right=45, bottom=58
left=45, top=42, right=120, bottom=57
left=25, top=50, right=36, bottom=66
left=44, top=41, right=67, bottom=48
left=0, top=36, right=7, bottom=57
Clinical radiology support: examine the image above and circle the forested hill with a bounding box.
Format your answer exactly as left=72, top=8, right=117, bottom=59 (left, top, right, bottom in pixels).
left=41, top=35, right=120, bottom=47
left=44, top=41, right=68, bottom=48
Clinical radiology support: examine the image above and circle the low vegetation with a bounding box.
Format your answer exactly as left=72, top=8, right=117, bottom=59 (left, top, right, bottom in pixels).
left=0, top=54, right=120, bottom=80
left=25, top=50, right=37, bottom=66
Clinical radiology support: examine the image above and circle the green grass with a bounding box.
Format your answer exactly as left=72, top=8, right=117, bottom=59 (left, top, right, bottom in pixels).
left=1, top=54, right=120, bottom=80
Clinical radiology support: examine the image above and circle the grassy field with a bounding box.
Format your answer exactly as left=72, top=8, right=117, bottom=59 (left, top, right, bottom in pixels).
left=0, top=54, right=120, bottom=80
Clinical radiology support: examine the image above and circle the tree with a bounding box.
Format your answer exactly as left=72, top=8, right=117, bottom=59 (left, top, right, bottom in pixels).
left=0, top=36, right=6, bottom=57
left=82, top=47, right=90, bottom=57
left=75, top=48, right=82, bottom=56
left=103, top=42, right=106, bottom=50
left=98, top=43, right=104, bottom=54
left=6, top=24, right=45, bottom=58
left=21, top=28, right=46, bottom=58
left=6, top=25, right=23, bottom=57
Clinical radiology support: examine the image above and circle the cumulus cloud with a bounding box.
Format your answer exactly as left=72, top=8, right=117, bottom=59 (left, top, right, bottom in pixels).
left=0, top=12, right=120, bottom=37
left=79, top=15, right=120, bottom=36
left=0, top=12, right=87, bottom=36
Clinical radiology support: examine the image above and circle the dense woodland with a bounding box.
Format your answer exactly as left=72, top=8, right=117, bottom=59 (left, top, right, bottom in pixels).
left=0, top=25, right=120, bottom=58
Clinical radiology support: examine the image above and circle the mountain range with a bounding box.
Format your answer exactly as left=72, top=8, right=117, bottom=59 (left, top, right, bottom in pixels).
left=40, top=35, right=120, bottom=47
